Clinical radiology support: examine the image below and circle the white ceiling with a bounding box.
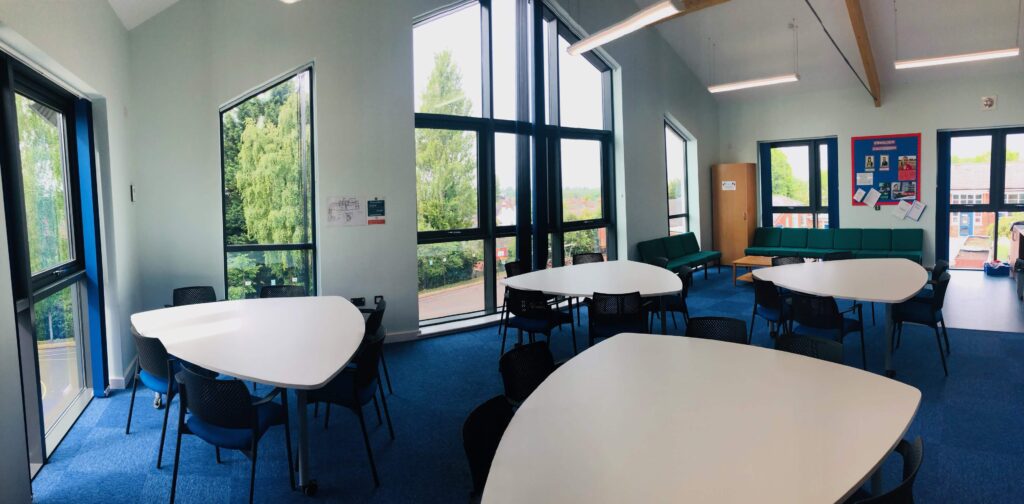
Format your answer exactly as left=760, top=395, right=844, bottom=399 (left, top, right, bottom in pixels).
left=633, top=0, right=1024, bottom=102
left=108, top=0, right=180, bottom=31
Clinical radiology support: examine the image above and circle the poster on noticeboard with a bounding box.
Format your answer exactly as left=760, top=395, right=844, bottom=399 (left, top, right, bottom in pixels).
left=851, top=133, right=921, bottom=206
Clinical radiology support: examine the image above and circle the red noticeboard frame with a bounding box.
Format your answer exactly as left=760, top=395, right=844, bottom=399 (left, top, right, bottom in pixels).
left=850, top=132, right=921, bottom=206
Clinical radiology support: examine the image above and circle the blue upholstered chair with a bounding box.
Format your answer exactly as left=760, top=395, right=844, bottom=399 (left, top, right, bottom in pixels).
left=125, top=331, right=183, bottom=469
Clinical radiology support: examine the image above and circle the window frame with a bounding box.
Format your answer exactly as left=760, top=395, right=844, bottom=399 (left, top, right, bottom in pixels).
left=218, top=65, right=317, bottom=298
left=664, top=121, right=689, bottom=234
left=758, top=137, right=839, bottom=229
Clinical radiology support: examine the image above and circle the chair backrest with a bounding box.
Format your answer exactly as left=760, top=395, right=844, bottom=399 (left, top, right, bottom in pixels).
left=650, top=256, right=670, bottom=269
left=823, top=251, right=854, bottom=261
left=771, top=256, right=804, bottom=266
left=132, top=331, right=172, bottom=379
left=365, top=299, right=387, bottom=337
left=172, top=286, right=216, bottom=306
left=678, top=266, right=694, bottom=296
left=856, top=437, right=923, bottom=504
left=572, top=252, right=604, bottom=265
left=259, top=285, right=307, bottom=298
left=931, top=260, right=949, bottom=281
left=774, top=334, right=844, bottom=364
left=504, top=260, right=528, bottom=278
left=589, top=292, right=645, bottom=326
left=463, top=395, right=515, bottom=494
left=178, top=367, right=254, bottom=430
left=686, top=317, right=748, bottom=344
left=790, top=293, right=843, bottom=330
left=499, top=342, right=555, bottom=404
left=506, top=287, right=555, bottom=320
left=752, top=277, right=784, bottom=311
left=352, top=335, right=385, bottom=391
left=930, top=272, right=951, bottom=312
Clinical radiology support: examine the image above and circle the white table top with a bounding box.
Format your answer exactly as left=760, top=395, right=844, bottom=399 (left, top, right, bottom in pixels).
left=502, top=260, right=682, bottom=298
left=130, top=296, right=365, bottom=390
left=483, top=333, right=921, bottom=504
left=753, top=258, right=928, bottom=304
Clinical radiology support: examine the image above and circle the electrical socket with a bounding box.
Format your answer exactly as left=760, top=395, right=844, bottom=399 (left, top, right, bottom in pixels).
left=351, top=297, right=366, bottom=306
left=374, top=295, right=384, bottom=305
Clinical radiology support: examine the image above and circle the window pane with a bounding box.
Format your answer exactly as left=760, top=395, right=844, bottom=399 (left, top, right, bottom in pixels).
left=35, top=284, right=85, bottom=435
left=816, top=213, right=830, bottom=229
left=17, top=94, right=73, bottom=274
left=557, top=36, right=604, bottom=130
left=495, top=236, right=517, bottom=308
left=561, top=139, right=602, bottom=222
left=418, top=241, right=485, bottom=320
left=416, top=128, right=479, bottom=231
left=495, top=133, right=518, bottom=226
left=819, top=143, right=829, bottom=207
left=222, top=71, right=312, bottom=246
left=564, top=228, right=607, bottom=264
left=948, top=211, right=994, bottom=269
left=772, top=213, right=814, bottom=229
left=669, top=217, right=688, bottom=236
left=665, top=125, right=687, bottom=220
left=492, top=0, right=517, bottom=120
left=1005, top=134, right=1024, bottom=205
left=770, top=146, right=810, bottom=207
left=414, top=3, right=482, bottom=117
left=227, top=249, right=314, bottom=299
left=950, top=135, right=992, bottom=205
left=996, top=211, right=1024, bottom=262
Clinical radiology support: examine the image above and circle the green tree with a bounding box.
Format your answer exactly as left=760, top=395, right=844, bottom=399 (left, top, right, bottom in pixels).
left=416, top=50, right=477, bottom=232
left=770, top=149, right=809, bottom=205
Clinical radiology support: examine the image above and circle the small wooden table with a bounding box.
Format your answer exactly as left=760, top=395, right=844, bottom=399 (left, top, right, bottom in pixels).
left=732, top=255, right=773, bottom=285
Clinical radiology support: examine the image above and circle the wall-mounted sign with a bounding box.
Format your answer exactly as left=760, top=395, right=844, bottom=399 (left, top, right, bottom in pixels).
left=721, top=180, right=736, bottom=191
left=367, top=197, right=386, bottom=225
left=851, top=133, right=921, bottom=206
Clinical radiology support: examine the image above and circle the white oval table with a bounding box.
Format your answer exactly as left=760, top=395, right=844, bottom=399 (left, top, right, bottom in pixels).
left=502, top=260, right=682, bottom=334
left=130, top=296, right=365, bottom=495
left=483, top=333, right=921, bottom=504
left=753, top=258, right=928, bottom=376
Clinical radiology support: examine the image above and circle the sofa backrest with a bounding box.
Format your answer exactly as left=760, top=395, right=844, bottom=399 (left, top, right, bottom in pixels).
left=779, top=228, right=808, bottom=248
left=637, top=238, right=667, bottom=263
left=679, top=233, right=700, bottom=255
left=753, top=228, right=782, bottom=247
left=806, top=229, right=835, bottom=250
left=862, top=229, right=893, bottom=251
left=664, top=234, right=687, bottom=258
left=833, top=229, right=862, bottom=250
left=891, top=229, right=923, bottom=251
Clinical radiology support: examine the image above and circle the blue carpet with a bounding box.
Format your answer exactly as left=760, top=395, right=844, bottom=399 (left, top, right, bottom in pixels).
left=32, top=268, right=1024, bottom=502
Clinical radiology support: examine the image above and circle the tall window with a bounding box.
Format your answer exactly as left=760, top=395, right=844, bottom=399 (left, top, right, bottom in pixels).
left=939, top=128, right=1024, bottom=269
left=220, top=68, right=315, bottom=298
left=414, top=0, right=615, bottom=323
left=664, top=122, right=688, bottom=235
left=758, top=137, right=837, bottom=229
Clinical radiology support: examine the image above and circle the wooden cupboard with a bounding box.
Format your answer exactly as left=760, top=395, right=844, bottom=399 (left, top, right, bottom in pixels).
left=712, top=163, right=758, bottom=265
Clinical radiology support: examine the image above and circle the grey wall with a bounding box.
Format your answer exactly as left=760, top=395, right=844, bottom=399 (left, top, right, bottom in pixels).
left=718, top=72, right=1024, bottom=265
left=127, top=0, right=720, bottom=337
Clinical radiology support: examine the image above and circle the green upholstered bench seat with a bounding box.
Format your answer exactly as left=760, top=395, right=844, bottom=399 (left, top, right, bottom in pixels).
left=744, top=227, right=924, bottom=264
left=637, top=232, right=722, bottom=277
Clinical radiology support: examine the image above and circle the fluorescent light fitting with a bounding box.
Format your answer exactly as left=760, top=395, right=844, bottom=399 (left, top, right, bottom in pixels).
left=279, top=0, right=302, bottom=4
left=567, top=0, right=684, bottom=56
left=894, top=47, right=1020, bottom=69
left=707, top=73, right=799, bottom=93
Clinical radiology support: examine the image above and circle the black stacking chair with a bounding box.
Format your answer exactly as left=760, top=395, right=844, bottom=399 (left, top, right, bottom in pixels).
left=790, top=293, right=867, bottom=369
left=645, top=266, right=693, bottom=332
left=750, top=277, right=790, bottom=343
left=504, top=287, right=576, bottom=355
left=170, top=368, right=294, bottom=504
left=774, top=334, right=844, bottom=364
left=572, top=252, right=604, bottom=265
left=259, top=284, right=307, bottom=298
left=361, top=300, right=392, bottom=394
left=893, top=272, right=951, bottom=376
left=125, top=332, right=181, bottom=468
left=771, top=256, right=804, bottom=266
left=914, top=260, right=949, bottom=301
left=848, top=437, right=923, bottom=503
left=823, top=251, right=854, bottom=261
left=499, top=341, right=556, bottom=405
left=588, top=291, right=647, bottom=346
left=166, top=285, right=216, bottom=307
left=307, top=335, right=394, bottom=487
left=686, top=316, right=748, bottom=344
left=463, top=396, right=515, bottom=498
left=650, top=256, right=670, bottom=269
left=499, top=261, right=528, bottom=346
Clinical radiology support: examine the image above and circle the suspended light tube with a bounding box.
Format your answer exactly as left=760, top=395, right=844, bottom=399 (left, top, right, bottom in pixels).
left=894, top=47, right=1020, bottom=69
left=567, top=0, right=685, bottom=56
left=707, top=73, right=799, bottom=94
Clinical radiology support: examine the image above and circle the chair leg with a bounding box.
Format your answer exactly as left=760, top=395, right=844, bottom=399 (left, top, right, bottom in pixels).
left=248, top=439, right=258, bottom=504
left=748, top=308, right=757, bottom=344
left=125, top=372, right=139, bottom=435
left=859, top=326, right=868, bottom=371
left=372, top=395, right=383, bottom=426
left=157, top=391, right=172, bottom=469
left=281, top=391, right=295, bottom=490
left=871, top=303, right=876, bottom=325
left=216, top=447, right=221, bottom=464
left=934, top=326, right=949, bottom=376
left=570, top=319, right=578, bottom=355
left=324, top=404, right=331, bottom=430
left=670, top=312, right=678, bottom=329
left=314, top=402, right=319, bottom=418
left=380, top=353, right=393, bottom=394
left=704, top=265, right=709, bottom=279
left=940, top=319, right=951, bottom=355
left=356, top=406, right=380, bottom=487
left=379, top=387, right=395, bottom=440
left=169, top=420, right=184, bottom=504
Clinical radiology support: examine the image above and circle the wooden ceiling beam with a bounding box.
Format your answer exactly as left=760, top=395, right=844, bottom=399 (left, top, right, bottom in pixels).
left=845, top=0, right=882, bottom=107
left=660, top=0, right=732, bottom=25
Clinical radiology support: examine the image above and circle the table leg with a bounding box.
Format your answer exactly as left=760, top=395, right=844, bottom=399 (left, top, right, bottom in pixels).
left=296, top=389, right=316, bottom=495
left=660, top=296, right=667, bottom=335
left=732, top=263, right=738, bottom=286
left=884, top=303, right=895, bottom=377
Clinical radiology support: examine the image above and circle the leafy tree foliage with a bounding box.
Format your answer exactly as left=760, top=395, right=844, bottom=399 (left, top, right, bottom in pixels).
left=770, top=148, right=809, bottom=205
